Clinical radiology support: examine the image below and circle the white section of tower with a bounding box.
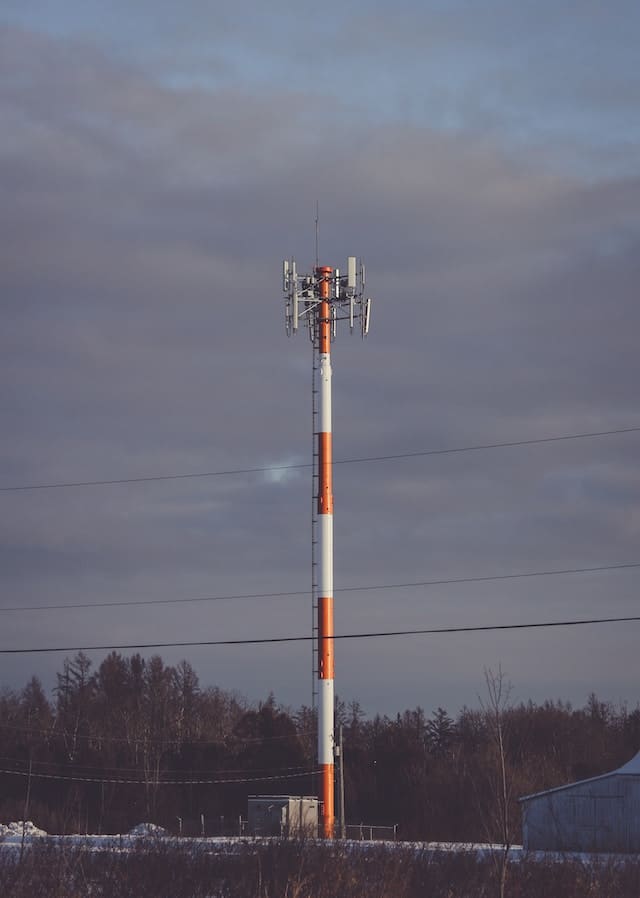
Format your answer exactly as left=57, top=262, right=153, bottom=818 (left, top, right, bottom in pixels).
left=318, top=354, right=332, bottom=431
left=318, top=679, right=335, bottom=765
left=317, top=346, right=334, bottom=776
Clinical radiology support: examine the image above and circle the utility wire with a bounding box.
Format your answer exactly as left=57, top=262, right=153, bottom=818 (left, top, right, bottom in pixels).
left=1, top=426, right=638, bottom=493
left=0, top=756, right=311, bottom=777
left=0, top=768, right=319, bottom=786
left=0, top=614, right=638, bottom=655
left=0, top=721, right=314, bottom=746
left=1, top=561, right=637, bottom=613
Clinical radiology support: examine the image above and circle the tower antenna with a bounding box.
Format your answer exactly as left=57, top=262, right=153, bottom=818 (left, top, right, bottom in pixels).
left=315, top=201, right=319, bottom=268
left=282, top=250, right=373, bottom=838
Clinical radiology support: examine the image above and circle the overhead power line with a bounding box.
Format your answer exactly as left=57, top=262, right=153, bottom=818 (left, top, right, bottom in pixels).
left=0, top=614, right=638, bottom=655
left=1, top=561, right=638, bottom=614
left=0, top=756, right=310, bottom=777
left=1, top=425, right=638, bottom=493
left=0, top=768, right=319, bottom=787
left=0, top=721, right=313, bottom=747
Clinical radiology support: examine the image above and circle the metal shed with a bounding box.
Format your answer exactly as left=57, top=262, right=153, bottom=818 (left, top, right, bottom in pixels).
left=247, top=796, right=319, bottom=837
left=520, top=750, right=640, bottom=852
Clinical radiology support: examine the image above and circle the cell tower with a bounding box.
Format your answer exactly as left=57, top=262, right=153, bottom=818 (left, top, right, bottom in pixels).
left=282, top=255, right=371, bottom=838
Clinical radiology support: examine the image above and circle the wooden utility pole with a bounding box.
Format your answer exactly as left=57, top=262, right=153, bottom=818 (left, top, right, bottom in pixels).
left=336, top=725, right=346, bottom=839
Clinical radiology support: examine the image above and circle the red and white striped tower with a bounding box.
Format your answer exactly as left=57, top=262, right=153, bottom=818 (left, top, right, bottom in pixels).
left=316, top=265, right=335, bottom=837
left=283, top=254, right=371, bottom=839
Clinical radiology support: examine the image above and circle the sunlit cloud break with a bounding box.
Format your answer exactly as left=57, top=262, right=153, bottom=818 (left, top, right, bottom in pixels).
left=262, top=458, right=304, bottom=487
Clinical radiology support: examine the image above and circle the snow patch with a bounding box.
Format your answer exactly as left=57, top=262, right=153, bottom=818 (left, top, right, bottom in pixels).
left=0, top=821, right=48, bottom=837
left=127, top=823, right=168, bottom=837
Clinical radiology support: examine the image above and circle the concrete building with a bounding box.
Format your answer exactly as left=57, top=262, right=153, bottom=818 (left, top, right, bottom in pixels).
left=247, top=796, right=319, bottom=837
left=520, top=751, right=640, bottom=852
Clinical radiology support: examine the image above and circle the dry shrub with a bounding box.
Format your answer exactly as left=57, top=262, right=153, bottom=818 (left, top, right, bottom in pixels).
left=1, top=839, right=640, bottom=898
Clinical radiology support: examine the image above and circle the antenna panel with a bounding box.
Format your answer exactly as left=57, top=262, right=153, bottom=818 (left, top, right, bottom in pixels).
left=283, top=259, right=289, bottom=292
left=347, top=257, right=356, bottom=289
left=291, top=261, right=298, bottom=332
left=362, top=297, right=371, bottom=337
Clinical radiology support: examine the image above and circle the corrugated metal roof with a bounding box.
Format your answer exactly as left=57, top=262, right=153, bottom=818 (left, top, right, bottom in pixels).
left=519, top=750, right=640, bottom=803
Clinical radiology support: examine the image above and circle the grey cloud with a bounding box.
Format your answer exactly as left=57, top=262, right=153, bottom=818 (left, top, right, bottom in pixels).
left=1, top=25, right=639, bottom=713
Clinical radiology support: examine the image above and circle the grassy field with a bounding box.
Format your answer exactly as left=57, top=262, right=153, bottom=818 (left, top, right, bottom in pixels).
left=2, top=838, right=640, bottom=898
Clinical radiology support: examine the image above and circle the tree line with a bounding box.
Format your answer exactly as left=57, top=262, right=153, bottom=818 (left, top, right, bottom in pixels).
left=0, top=652, right=638, bottom=840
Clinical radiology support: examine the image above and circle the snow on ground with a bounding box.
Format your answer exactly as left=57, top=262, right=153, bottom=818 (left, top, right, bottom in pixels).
left=127, top=823, right=168, bottom=837
left=0, top=821, right=48, bottom=837
left=0, top=825, right=637, bottom=865
left=0, top=822, right=252, bottom=854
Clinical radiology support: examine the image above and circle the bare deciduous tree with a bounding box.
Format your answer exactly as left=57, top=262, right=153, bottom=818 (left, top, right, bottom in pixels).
left=479, top=665, right=513, bottom=898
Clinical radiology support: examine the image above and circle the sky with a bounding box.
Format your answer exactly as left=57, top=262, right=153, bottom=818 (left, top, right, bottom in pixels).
left=1, top=0, right=640, bottom=719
